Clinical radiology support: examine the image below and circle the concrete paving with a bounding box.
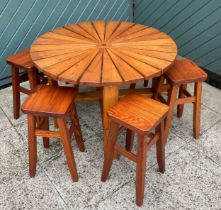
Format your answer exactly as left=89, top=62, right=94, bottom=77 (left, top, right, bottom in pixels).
left=0, top=82, right=220, bottom=209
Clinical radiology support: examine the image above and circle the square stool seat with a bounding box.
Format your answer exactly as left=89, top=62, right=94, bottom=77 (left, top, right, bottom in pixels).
left=22, top=85, right=77, bottom=117
left=21, top=85, right=84, bottom=182
left=102, top=94, right=169, bottom=206
left=165, top=59, right=208, bottom=84
left=7, top=48, right=34, bottom=70
left=108, top=94, right=169, bottom=134
left=154, top=59, right=208, bottom=140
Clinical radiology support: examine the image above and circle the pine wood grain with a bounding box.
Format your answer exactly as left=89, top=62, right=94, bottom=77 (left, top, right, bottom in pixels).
left=165, top=59, right=208, bottom=84
left=31, top=21, right=177, bottom=87
left=107, top=94, right=169, bottom=134
left=22, top=85, right=77, bottom=117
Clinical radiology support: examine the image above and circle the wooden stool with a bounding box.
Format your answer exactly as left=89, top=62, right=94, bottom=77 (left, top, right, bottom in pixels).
left=7, top=49, right=50, bottom=119
left=155, top=59, right=208, bottom=141
left=21, top=85, right=85, bottom=182
left=101, top=94, right=169, bottom=206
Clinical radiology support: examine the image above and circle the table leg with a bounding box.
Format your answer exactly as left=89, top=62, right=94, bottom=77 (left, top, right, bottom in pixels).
left=27, top=69, right=38, bottom=91
left=102, top=86, right=119, bottom=147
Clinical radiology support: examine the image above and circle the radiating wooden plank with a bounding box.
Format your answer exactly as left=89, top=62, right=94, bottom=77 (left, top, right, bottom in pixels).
left=31, top=44, right=93, bottom=52
left=112, top=38, right=175, bottom=47
left=33, top=37, right=96, bottom=46
left=30, top=21, right=177, bottom=87
left=111, top=45, right=177, bottom=53
left=33, top=38, right=75, bottom=45
left=58, top=50, right=99, bottom=84
left=108, top=22, right=136, bottom=40
left=42, top=50, right=95, bottom=79
left=92, top=21, right=105, bottom=42
left=112, top=44, right=177, bottom=52
left=79, top=22, right=101, bottom=41
left=122, top=49, right=177, bottom=61
left=115, top=48, right=171, bottom=69
left=107, top=49, right=143, bottom=83
left=109, top=48, right=161, bottom=78
left=33, top=51, right=89, bottom=68
left=80, top=50, right=103, bottom=86
left=112, top=27, right=160, bottom=41
left=112, top=32, right=167, bottom=43
left=64, top=24, right=97, bottom=41
left=105, top=21, right=120, bottom=41
left=41, top=31, right=95, bottom=44
left=1, top=2, right=132, bottom=87
left=102, top=49, right=122, bottom=85
left=52, top=27, right=89, bottom=40
left=112, top=23, right=147, bottom=39
left=31, top=48, right=91, bottom=60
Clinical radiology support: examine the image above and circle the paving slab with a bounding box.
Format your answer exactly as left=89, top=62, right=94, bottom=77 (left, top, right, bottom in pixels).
left=41, top=138, right=134, bottom=209
left=193, top=120, right=221, bottom=166
left=0, top=127, right=27, bottom=183
left=0, top=108, right=12, bottom=131
left=201, top=82, right=221, bottom=115
left=171, top=103, right=221, bottom=140
left=0, top=169, right=67, bottom=210
left=0, top=81, right=220, bottom=209
left=0, top=83, right=28, bottom=125
left=96, top=144, right=221, bottom=209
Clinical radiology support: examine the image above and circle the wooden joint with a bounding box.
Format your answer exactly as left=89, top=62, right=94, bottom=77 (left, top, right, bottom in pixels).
left=183, top=89, right=192, bottom=97
left=114, top=145, right=137, bottom=162
left=159, top=83, right=170, bottom=92
left=76, top=88, right=153, bottom=102
left=147, top=132, right=155, bottom=139
left=35, top=129, right=61, bottom=139
left=36, top=118, right=45, bottom=129
left=118, top=126, right=125, bottom=134
left=19, top=86, right=32, bottom=95
left=69, top=124, right=74, bottom=139
left=176, top=96, right=195, bottom=105
left=146, top=133, right=159, bottom=151
left=158, top=94, right=167, bottom=104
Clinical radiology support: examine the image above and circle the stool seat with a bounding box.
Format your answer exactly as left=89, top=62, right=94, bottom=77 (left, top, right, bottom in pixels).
left=7, top=48, right=34, bottom=70
left=7, top=48, right=56, bottom=120
left=108, top=94, right=169, bottom=134
left=154, top=59, right=208, bottom=140
left=165, top=59, right=208, bottom=84
left=22, top=85, right=77, bottom=117
left=102, top=94, right=169, bottom=206
left=21, top=85, right=84, bottom=182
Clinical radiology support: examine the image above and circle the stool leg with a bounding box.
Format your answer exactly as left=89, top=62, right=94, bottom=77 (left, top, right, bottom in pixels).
left=130, top=83, right=136, bottom=89
left=28, top=114, right=37, bottom=177
left=41, top=117, right=49, bottom=148
left=101, top=121, right=119, bottom=182
left=96, top=87, right=103, bottom=122
left=156, top=121, right=165, bottom=173
left=136, top=134, right=146, bottom=206
left=193, top=81, right=202, bottom=139
left=57, top=118, right=78, bottom=182
left=48, top=77, right=58, bottom=86
left=70, top=105, right=85, bottom=152
left=125, top=129, right=134, bottom=152
left=27, top=70, right=38, bottom=91
left=11, top=66, right=20, bottom=119
left=164, top=85, right=178, bottom=142
left=144, top=80, right=148, bottom=87
left=177, top=84, right=187, bottom=118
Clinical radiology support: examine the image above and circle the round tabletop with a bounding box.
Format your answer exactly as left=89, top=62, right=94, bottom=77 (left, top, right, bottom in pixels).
left=30, top=21, right=177, bottom=87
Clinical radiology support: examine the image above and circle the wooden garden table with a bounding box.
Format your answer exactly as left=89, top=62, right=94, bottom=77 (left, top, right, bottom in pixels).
left=30, top=21, right=177, bottom=145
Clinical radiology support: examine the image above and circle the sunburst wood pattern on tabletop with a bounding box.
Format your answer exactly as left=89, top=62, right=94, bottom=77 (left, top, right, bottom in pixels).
left=30, top=21, right=177, bottom=87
